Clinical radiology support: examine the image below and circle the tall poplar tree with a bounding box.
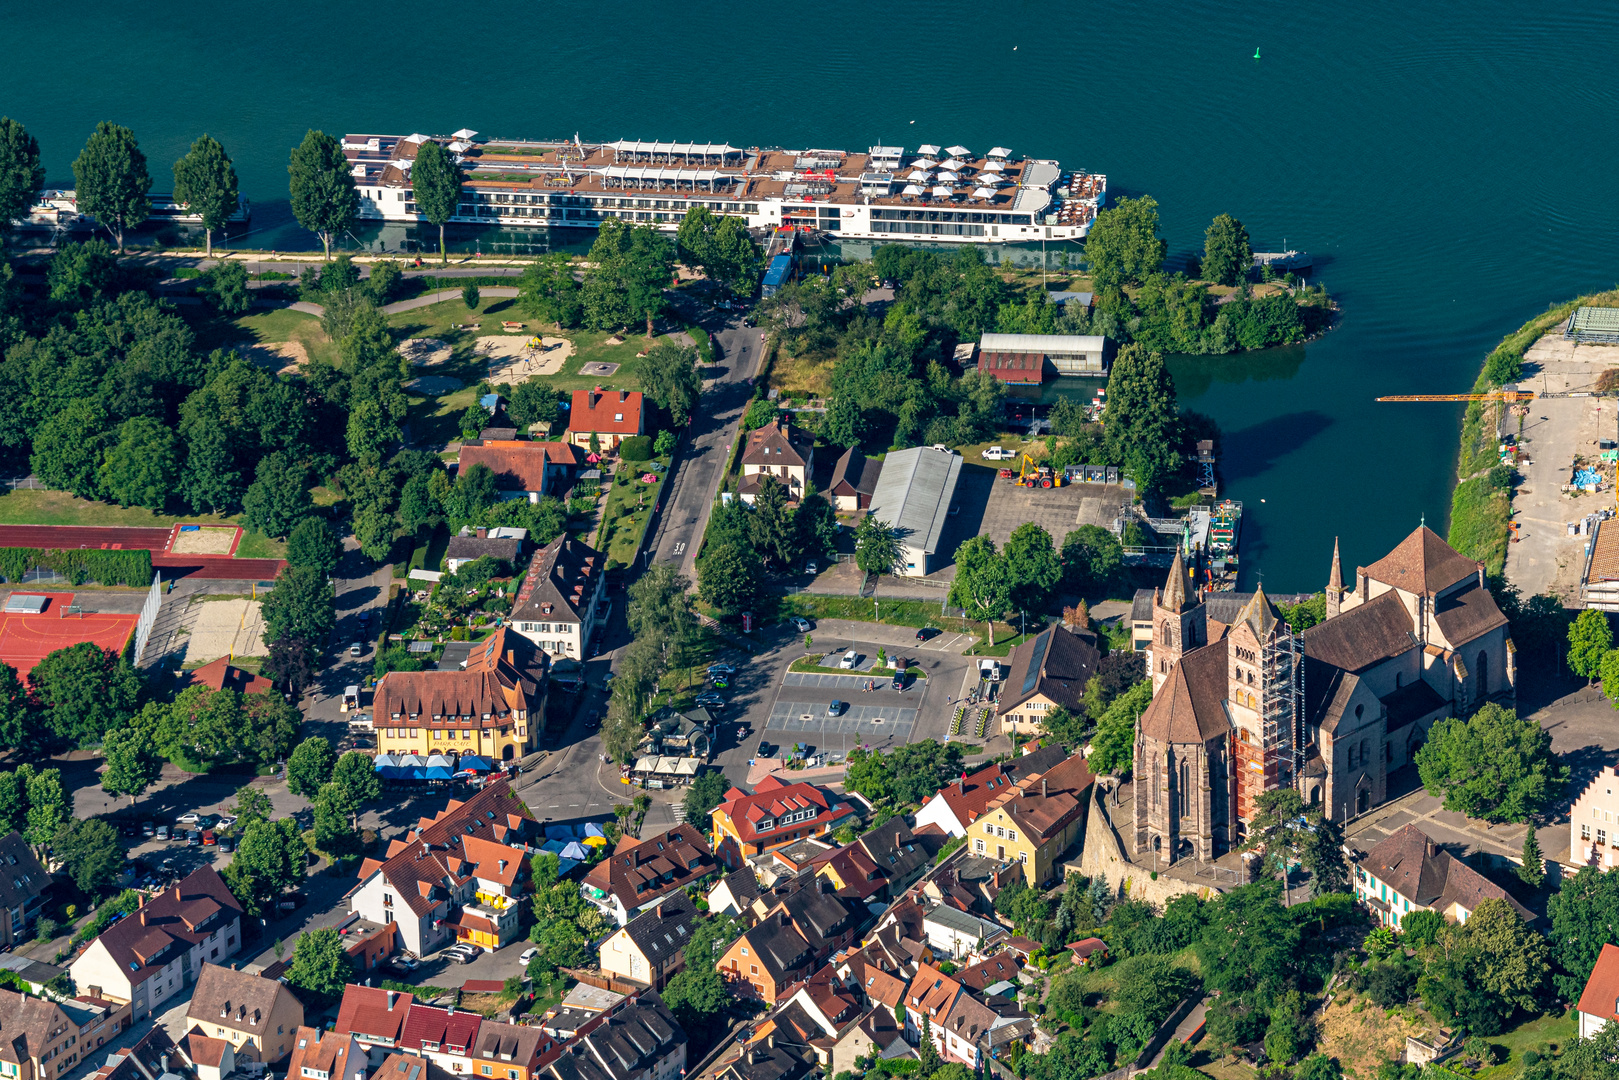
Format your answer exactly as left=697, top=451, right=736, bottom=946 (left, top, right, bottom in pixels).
left=171, top=134, right=240, bottom=257
left=0, top=117, right=45, bottom=240
left=1202, top=213, right=1253, bottom=287
left=288, top=130, right=358, bottom=260
left=1102, top=343, right=1182, bottom=496
left=72, top=122, right=151, bottom=252
left=410, top=140, right=461, bottom=265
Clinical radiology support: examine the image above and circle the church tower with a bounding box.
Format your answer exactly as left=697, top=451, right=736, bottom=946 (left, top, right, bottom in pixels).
left=1326, top=537, right=1345, bottom=620
left=1149, top=551, right=1206, bottom=693
left=1224, top=585, right=1301, bottom=825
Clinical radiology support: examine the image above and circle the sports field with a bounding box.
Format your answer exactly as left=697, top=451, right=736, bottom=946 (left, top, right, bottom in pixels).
left=0, top=593, right=138, bottom=676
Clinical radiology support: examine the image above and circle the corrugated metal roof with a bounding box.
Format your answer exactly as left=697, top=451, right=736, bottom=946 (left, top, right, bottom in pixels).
left=867, top=447, right=963, bottom=559
left=979, top=333, right=1107, bottom=355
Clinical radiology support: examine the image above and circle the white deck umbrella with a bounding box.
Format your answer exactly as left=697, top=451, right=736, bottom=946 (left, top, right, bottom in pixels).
left=901, top=184, right=925, bottom=195
left=932, top=185, right=954, bottom=198
left=945, top=145, right=971, bottom=158
left=916, top=143, right=942, bottom=156
left=911, top=158, right=939, bottom=170
left=906, top=169, right=933, bottom=182
left=939, top=158, right=966, bottom=171
left=972, top=186, right=999, bottom=198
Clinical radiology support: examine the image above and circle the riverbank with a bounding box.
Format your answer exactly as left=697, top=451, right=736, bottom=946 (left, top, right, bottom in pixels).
left=1447, top=289, right=1619, bottom=581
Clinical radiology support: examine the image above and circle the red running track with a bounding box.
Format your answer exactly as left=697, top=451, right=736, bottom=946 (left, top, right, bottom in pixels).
left=153, top=556, right=285, bottom=581
left=0, top=525, right=284, bottom=580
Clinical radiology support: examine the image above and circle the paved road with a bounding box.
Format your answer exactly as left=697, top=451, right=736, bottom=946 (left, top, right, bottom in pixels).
left=647, top=302, right=764, bottom=580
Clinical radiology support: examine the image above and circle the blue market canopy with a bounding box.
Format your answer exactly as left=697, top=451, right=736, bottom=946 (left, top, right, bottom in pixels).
left=424, top=766, right=455, bottom=780
left=560, top=841, right=589, bottom=860
left=457, top=755, right=492, bottom=771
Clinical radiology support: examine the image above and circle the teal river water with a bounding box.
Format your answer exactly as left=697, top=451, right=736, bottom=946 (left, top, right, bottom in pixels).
left=5, top=0, right=1619, bottom=590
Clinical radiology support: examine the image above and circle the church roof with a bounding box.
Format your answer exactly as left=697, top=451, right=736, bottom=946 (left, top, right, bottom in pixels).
left=1362, top=526, right=1481, bottom=596
left=1302, top=591, right=1416, bottom=673
left=1234, top=584, right=1281, bottom=639
left=1429, top=576, right=1509, bottom=644
left=1139, top=643, right=1230, bottom=745
left=1160, top=550, right=1190, bottom=613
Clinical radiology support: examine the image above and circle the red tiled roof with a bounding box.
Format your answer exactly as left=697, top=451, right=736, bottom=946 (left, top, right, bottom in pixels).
left=570, top=387, right=644, bottom=436
left=977, top=351, right=1044, bottom=383
left=716, top=780, right=850, bottom=845
left=458, top=440, right=580, bottom=493
left=187, top=656, right=274, bottom=695
left=580, top=823, right=714, bottom=910
left=1579, top=943, right=1619, bottom=1023
left=90, top=866, right=242, bottom=990
left=401, top=1002, right=483, bottom=1055
left=335, top=985, right=412, bottom=1044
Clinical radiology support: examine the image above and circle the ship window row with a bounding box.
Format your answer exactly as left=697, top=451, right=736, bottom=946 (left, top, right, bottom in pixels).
left=450, top=207, right=727, bottom=224
left=456, top=192, right=756, bottom=213
left=871, top=221, right=987, bottom=237
left=869, top=209, right=1032, bottom=226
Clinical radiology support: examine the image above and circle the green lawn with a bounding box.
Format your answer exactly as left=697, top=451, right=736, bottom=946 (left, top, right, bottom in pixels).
left=593, top=464, right=667, bottom=569
left=183, top=305, right=336, bottom=367
left=1476, top=1012, right=1576, bottom=1080
left=0, top=490, right=288, bottom=558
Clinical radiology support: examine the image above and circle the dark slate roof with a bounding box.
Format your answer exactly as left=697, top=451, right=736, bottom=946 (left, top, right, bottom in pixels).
left=445, top=537, right=523, bottom=564
left=1361, top=825, right=1535, bottom=922
left=1303, top=660, right=1362, bottom=737
left=1138, top=641, right=1231, bottom=744
left=778, top=886, right=856, bottom=956
left=1130, top=589, right=1155, bottom=623
left=1302, top=591, right=1416, bottom=673
left=0, top=833, right=48, bottom=912
left=856, top=819, right=929, bottom=891
left=737, top=914, right=815, bottom=985
left=718, top=868, right=761, bottom=907
left=91, top=866, right=242, bottom=989
left=542, top=992, right=685, bottom=1080
left=1362, top=526, right=1481, bottom=595
left=716, top=1042, right=815, bottom=1080
left=828, top=448, right=883, bottom=497
left=620, top=892, right=698, bottom=968
left=998, top=625, right=1100, bottom=715
left=1383, top=679, right=1450, bottom=734
left=1430, top=576, right=1509, bottom=645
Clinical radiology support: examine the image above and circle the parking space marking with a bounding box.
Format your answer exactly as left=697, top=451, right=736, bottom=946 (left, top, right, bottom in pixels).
left=767, top=700, right=917, bottom=739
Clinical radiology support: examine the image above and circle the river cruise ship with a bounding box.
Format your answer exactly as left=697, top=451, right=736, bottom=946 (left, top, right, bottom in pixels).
left=342, top=130, right=1105, bottom=243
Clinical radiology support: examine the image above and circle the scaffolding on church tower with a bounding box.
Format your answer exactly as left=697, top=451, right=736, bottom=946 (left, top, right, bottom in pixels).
left=1235, top=609, right=1302, bottom=822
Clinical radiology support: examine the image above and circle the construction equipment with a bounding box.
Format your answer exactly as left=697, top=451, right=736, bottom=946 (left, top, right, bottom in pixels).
left=1014, top=454, right=1065, bottom=488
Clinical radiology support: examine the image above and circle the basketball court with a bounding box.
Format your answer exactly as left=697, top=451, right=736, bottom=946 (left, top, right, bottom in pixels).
left=0, top=592, right=140, bottom=676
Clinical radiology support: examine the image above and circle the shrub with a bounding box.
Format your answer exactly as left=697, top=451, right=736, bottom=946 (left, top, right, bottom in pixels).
left=0, top=547, right=153, bottom=586
left=619, top=435, right=653, bottom=462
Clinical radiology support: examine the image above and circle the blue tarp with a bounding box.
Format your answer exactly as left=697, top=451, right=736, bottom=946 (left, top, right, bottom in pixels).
left=557, top=859, right=580, bottom=876
left=560, top=841, right=588, bottom=860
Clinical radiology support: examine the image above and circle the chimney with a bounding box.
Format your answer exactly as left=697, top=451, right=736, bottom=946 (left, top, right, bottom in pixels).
left=161, top=1056, right=169, bottom=1075
left=387, top=991, right=397, bottom=1010
left=619, top=390, right=629, bottom=402
left=447, top=1005, right=455, bottom=1017
left=1042, top=779, right=1048, bottom=798
left=767, top=1034, right=775, bottom=1049
left=958, top=775, right=965, bottom=795
left=476, top=527, right=487, bottom=539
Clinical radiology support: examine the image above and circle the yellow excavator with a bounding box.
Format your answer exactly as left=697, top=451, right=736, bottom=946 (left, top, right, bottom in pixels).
left=1015, top=453, right=1064, bottom=488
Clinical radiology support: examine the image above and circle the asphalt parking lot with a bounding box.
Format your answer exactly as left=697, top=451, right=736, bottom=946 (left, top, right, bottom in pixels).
left=926, top=463, right=1132, bottom=576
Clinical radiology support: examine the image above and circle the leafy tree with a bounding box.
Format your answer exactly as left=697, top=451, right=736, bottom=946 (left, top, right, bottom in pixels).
left=286, top=927, right=350, bottom=1004
left=286, top=518, right=341, bottom=577
left=1519, top=824, right=1544, bottom=888
left=795, top=486, right=839, bottom=563
left=200, top=258, right=251, bottom=314
left=313, top=782, right=360, bottom=857
left=0, top=664, right=36, bottom=756
left=100, top=723, right=161, bottom=804
left=1103, top=343, right=1183, bottom=496
left=99, top=416, right=179, bottom=511
left=462, top=281, right=480, bottom=310
left=1548, top=866, right=1619, bottom=999
left=843, top=748, right=892, bottom=804
left=45, top=239, right=121, bottom=304
left=887, top=740, right=965, bottom=806
left=0, top=117, right=46, bottom=240
left=627, top=563, right=694, bottom=663
left=171, top=134, right=239, bottom=257
left=1201, top=214, right=1253, bottom=287
left=0, top=769, right=29, bottom=839
left=29, top=643, right=141, bottom=748
left=949, top=536, right=1011, bottom=645
left=222, top=816, right=305, bottom=918
left=262, top=566, right=336, bottom=648
left=1084, top=195, right=1166, bottom=293
left=459, top=403, right=491, bottom=441
left=749, top=476, right=797, bottom=568
left=532, top=920, right=589, bottom=972
left=1004, top=523, right=1062, bottom=613
left=639, top=342, right=702, bottom=425
left=264, top=638, right=318, bottom=698
left=365, top=260, right=403, bottom=303
left=518, top=254, right=583, bottom=328
left=22, top=768, right=67, bottom=856
left=1243, top=788, right=1312, bottom=897
left=1420, top=898, right=1549, bottom=1034
left=1300, top=808, right=1349, bottom=894
left=696, top=543, right=762, bottom=617
left=72, top=122, right=151, bottom=252
left=286, top=736, right=336, bottom=798
left=410, top=140, right=462, bottom=264
left=1195, top=882, right=1299, bottom=1002
left=683, top=770, right=729, bottom=826
left=242, top=451, right=312, bottom=538
left=1570, top=609, right=1613, bottom=681
left=1062, top=525, right=1124, bottom=594
left=508, top=377, right=562, bottom=432
left=1263, top=991, right=1306, bottom=1066
left=31, top=400, right=112, bottom=500
left=231, top=784, right=274, bottom=826
left=823, top=395, right=864, bottom=449
left=52, top=819, right=121, bottom=896
left=332, top=750, right=381, bottom=816
left=1415, top=702, right=1565, bottom=823
left=288, top=130, right=358, bottom=260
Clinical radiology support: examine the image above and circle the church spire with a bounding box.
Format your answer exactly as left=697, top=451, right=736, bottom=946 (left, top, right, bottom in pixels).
left=1163, top=549, right=1189, bottom=612
left=1327, top=536, right=1343, bottom=620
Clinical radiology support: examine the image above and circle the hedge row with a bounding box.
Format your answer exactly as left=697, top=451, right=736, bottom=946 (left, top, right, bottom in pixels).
left=0, top=548, right=154, bottom=587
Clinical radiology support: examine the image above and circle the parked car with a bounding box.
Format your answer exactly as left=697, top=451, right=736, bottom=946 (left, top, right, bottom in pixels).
left=827, top=700, right=845, bottom=717
left=519, top=947, right=539, bottom=965
left=445, top=950, right=472, bottom=964
left=215, top=816, right=236, bottom=829
left=156, top=824, right=170, bottom=840
left=695, top=695, right=725, bottom=710
left=185, top=831, right=200, bottom=847
left=201, top=831, right=217, bottom=846
left=915, top=627, right=941, bottom=642
left=176, top=812, right=200, bottom=824
left=755, top=741, right=772, bottom=759
left=391, top=955, right=418, bottom=971
left=197, top=814, right=220, bottom=829
left=805, top=561, right=818, bottom=575
left=710, top=676, right=730, bottom=690
left=218, top=836, right=235, bottom=853
left=349, top=642, right=363, bottom=656
left=707, top=663, right=736, bottom=676
left=892, top=672, right=907, bottom=691
left=839, top=650, right=859, bottom=670
left=141, top=821, right=155, bottom=837
left=981, top=446, right=1016, bottom=460
left=792, top=617, right=812, bottom=633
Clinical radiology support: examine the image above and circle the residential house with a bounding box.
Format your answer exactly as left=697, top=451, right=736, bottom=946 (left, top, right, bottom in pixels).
left=706, top=870, right=762, bottom=921
left=569, top=388, right=644, bottom=451
left=921, top=906, right=1007, bottom=961
left=287, top=1027, right=367, bottom=1080
left=0, top=988, right=132, bottom=1080
left=509, top=537, right=607, bottom=663
left=400, top=1004, right=483, bottom=1076
left=0, top=832, right=50, bottom=948
left=581, top=824, right=715, bottom=928
left=935, top=992, right=1000, bottom=1067
left=183, top=1033, right=235, bottom=1080
left=863, top=446, right=962, bottom=577
left=0, top=957, right=65, bottom=996
left=1353, top=824, right=1536, bottom=929
left=914, top=744, right=1069, bottom=838
left=957, top=951, right=1022, bottom=992
left=70, top=866, right=243, bottom=1020
left=835, top=951, right=908, bottom=1015
left=825, top=448, right=882, bottom=512
left=86, top=1028, right=188, bottom=1080
left=1571, top=765, right=1619, bottom=868
left=964, top=751, right=1094, bottom=887
left=1065, top=938, right=1108, bottom=967
left=184, top=963, right=305, bottom=1063
left=769, top=884, right=860, bottom=966
left=918, top=854, right=1022, bottom=917
left=718, top=912, right=815, bottom=1005
left=827, top=1009, right=906, bottom=1075
left=537, top=991, right=686, bottom=1080
left=763, top=970, right=863, bottom=1072
left=445, top=532, right=525, bottom=575
left=738, top=420, right=815, bottom=506
left=375, top=1052, right=451, bottom=1080
left=374, top=628, right=546, bottom=762
left=711, top=778, right=857, bottom=868
left=747, top=839, right=836, bottom=893
left=347, top=780, right=535, bottom=957
left=341, top=920, right=400, bottom=973
left=459, top=441, right=583, bottom=503
left=708, top=1039, right=814, bottom=1080
left=1577, top=943, right=1619, bottom=1039
left=902, top=964, right=963, bottom=1046
left=334, top=986, right=414, bottom=1067
left=815, top=819, right=932, bottom=906
left=184, top=656, right=275, bottom=696
left=995, top=626, right=1101, bottom=737
left=1130, top=589, right=1156, bottom=653
left=599, top=893, right=698, bottom=989
left=467, top=1021, right=546, bottom=1080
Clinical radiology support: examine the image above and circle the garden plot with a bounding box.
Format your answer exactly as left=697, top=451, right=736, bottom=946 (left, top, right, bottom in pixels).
left=182, top=598, right=268, bottom=663
left=480, top=336, right=575, bottom=384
